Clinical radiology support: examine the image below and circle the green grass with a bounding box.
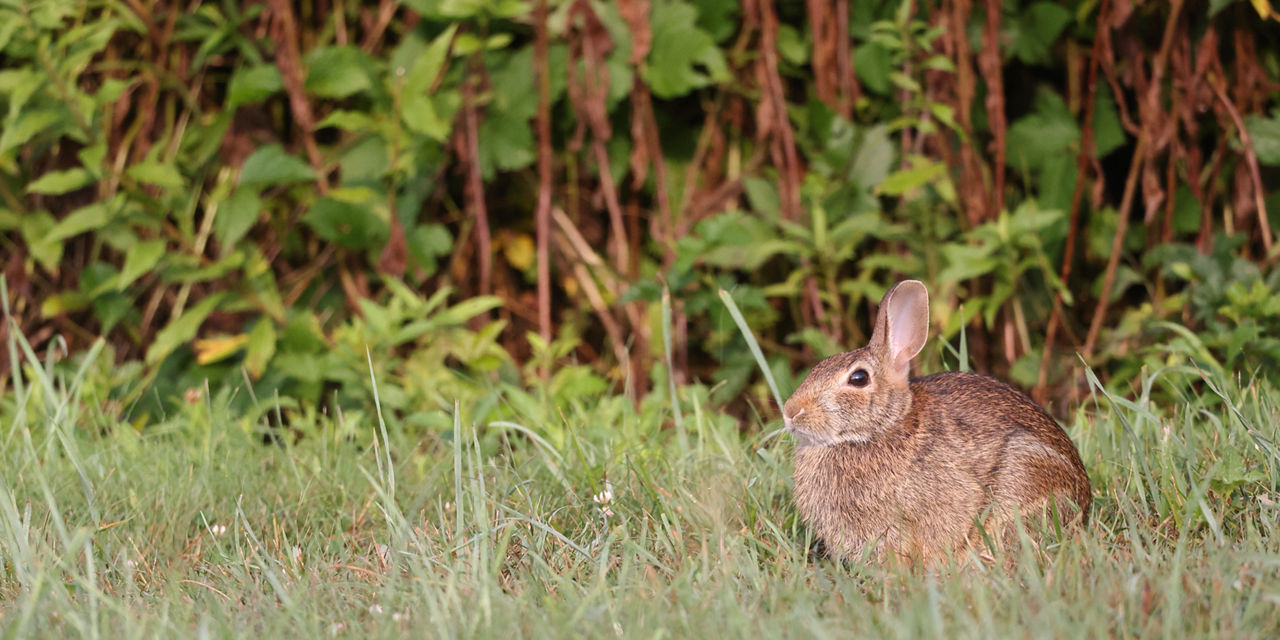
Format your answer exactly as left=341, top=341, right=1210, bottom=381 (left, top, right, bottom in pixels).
left=2, top=339, right=1279, bottom=638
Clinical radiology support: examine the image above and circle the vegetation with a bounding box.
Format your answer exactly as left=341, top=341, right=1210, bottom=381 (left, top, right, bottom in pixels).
left=2, top=322, right=1279, bottom=637
left=2, top=0, right=1280, bottom=636
left=2, top=0, right=1279, bottom=418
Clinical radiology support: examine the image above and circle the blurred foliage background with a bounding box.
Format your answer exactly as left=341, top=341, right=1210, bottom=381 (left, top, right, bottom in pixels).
left=1, top=0, right=1278, bottom=428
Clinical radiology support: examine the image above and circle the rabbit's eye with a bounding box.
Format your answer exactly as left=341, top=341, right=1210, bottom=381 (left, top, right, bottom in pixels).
left=848, top=369, right=870, bottom=388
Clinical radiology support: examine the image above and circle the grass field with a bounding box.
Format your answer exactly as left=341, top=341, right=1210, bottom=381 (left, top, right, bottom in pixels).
left=2, top=337, right=1279, bottom=638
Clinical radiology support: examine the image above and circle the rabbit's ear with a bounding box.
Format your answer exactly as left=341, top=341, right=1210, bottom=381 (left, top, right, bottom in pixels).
left=871, top=280, right=929, bottom=381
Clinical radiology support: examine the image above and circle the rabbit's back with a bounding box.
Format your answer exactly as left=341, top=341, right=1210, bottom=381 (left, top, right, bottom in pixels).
left=910, top=372, right=1092, bottom=519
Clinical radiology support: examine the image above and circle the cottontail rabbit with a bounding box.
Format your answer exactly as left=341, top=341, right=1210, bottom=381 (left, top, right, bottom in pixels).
left=784, top=280, right=1091, bottom=565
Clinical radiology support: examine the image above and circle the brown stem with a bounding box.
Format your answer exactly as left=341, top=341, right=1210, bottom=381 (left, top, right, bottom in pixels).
left=1208, top=77, right=1274, bottom=256
left=806, top=0, right=837, bottom=109
left=268, top=0, right=328, bottom=194
left=757, top=0, right=803, bottom=220
left=1034, top=0, right=1108, bottom=403
left=981, top=0, right=1006, bottom=218
left=835, top=0, right=859, bottom=117
left=1082, top=137, right=1144, bottom=361
left=535, top=0, right=554, bottom=356
left=1083, top=0, right=1182, bottom=363
left=462, top=64, right=492, bottom=303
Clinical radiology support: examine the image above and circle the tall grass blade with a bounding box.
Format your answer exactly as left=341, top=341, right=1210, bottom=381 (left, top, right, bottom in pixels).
left=718, top=288, right=785, bottom=412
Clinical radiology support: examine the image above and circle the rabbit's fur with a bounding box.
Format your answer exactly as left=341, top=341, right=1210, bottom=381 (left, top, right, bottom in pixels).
left=785, top=281, right=1091, bottom=565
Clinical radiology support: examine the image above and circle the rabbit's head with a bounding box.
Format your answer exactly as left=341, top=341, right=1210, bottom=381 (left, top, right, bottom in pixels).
left=783, top=280, right=930, bottom=447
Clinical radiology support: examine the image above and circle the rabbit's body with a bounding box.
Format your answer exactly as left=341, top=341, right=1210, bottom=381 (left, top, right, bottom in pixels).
left=785, top=282, right=1091, bottom=565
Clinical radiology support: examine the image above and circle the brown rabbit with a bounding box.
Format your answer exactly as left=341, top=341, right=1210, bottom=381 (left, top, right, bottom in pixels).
left=784, top=280, right=1090, bottom=566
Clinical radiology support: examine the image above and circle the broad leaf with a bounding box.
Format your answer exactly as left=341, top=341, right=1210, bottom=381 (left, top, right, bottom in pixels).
left=304, top=46, right=375, bottom=98
left=239, top=145, right=317, bottom=189
left=228, top=65, right=284, bottom=108
left=1245, top=112, right=1280, bottom=166
left=215, top=189, right=261, bottom=252
left=302, top=197, right=389, bottom=250
left=644, top=0, right=729, bottom=98
left=27, top=168, right=94, bottom=195
left=244, top=319, right=277, bottom=378
left=118, top=239, right=166, bottom=290
left=146, top=292, right=228, bottom=364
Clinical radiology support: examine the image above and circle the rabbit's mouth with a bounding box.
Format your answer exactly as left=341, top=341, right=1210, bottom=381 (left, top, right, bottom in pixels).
left=787, top=427, right=825, bottom=447
left=784, top=411, right=830, bottom=447
left=783, top=409, right=817, bottom=445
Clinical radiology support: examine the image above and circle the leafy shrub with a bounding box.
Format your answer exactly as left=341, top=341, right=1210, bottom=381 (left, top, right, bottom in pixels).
left=2, top=0, right=1279, bottom=417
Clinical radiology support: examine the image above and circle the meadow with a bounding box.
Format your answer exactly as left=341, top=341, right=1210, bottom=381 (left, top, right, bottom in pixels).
left=2, top=323, right=1277, bottom=639
left=4, top=0, right=1280, bottom=637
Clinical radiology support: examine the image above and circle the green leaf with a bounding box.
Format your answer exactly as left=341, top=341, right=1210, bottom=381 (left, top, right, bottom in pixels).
left=21, top=211, right=61, bottom=272
left=776, top=24, right=807, bottom=65
left=317, top=110, right=373, bottom=132
left=1171, top=185, right=1202, bottom=234
left=62, top=18, right=119, bottom=75
left=478, top=109, right=534, bottom=178
left=127, top=161, right=186, bottom=190
left=79, top=144, right=106, bottom=173
left=854, top=42, right=892, bottom=95
left=49, top=202, right=115, bottom=243
left=244, top=319, right=277, bottom=378
left=938, top=243, right=999, bottom=283
left=429, top=296, right=504, bottom=327
left=408, top=223, right=453, bottom=274
left=27, top=168, right=94, bottom=195
left=743, top=177, right=780, bottom=218
left=239, top=145, right=317, bottom=189
left=1039, top=152, right=1078, bottom=214
left=215, top=189, right=261, bottom=252
left=1005, top=89, right=1079, bottom=172
left=1008, top=2, right=1073, bottom=66
left=1245, top=112, right=1280, bottom=166
left=644, top=0, right=729, bottom=98
left=0, top=208, right=19, bottom=231
left=302, top=197, right=388, bottom=250
left=118, top=239, right=166, bottom=290
left=41, top=291, right=90, bottom=316
left=876, top=158, right=946, bottom=196
left=487, top=46, right=536, bottom=119
left=228, top=65, right=284, bottom=108
left=163, top=250, right=246, bottom=284
left=851, top=124, right=895, bottom=191
left=94, top=78, right=130, bottom=106
left=691, top=0, right=740, bottom=42
left=146, top=292, right=227, bottom=364
left=305, top=46, right=374, bottom=99
left=1093, top=85, right=1126, bottom=159
left=403, top=93, right=452, bottom=141
left=0, top=108, right=64, bottom=154
left=339, top=136, right=390, bottom=184
left=402, top=25, right=459, bottom=141
left=1208, top=0, right=1236, bottom=17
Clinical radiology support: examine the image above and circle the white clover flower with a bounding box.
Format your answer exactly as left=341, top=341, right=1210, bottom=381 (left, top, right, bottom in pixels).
left=593, top=481, right=615, bottom=516
left=369, top=604, right=384, bottom=615
left=592, top=481, right=614, bottom=505
left=210, top=524, right=227, bottom=536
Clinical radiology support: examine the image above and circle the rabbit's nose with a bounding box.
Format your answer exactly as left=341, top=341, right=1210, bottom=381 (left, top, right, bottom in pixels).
left=782, top=401, right=803, bottom=427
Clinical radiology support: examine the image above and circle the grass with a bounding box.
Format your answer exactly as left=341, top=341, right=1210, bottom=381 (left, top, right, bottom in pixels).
left=2, top=333, right=1279, bottom=638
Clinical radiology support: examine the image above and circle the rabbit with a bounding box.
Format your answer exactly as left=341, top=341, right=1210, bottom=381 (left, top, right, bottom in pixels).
left=784, top=280, right=1091, bottom=566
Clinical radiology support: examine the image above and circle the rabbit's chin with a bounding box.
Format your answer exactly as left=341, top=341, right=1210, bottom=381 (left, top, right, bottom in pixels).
left=787, top=427, right=872, bottom=448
